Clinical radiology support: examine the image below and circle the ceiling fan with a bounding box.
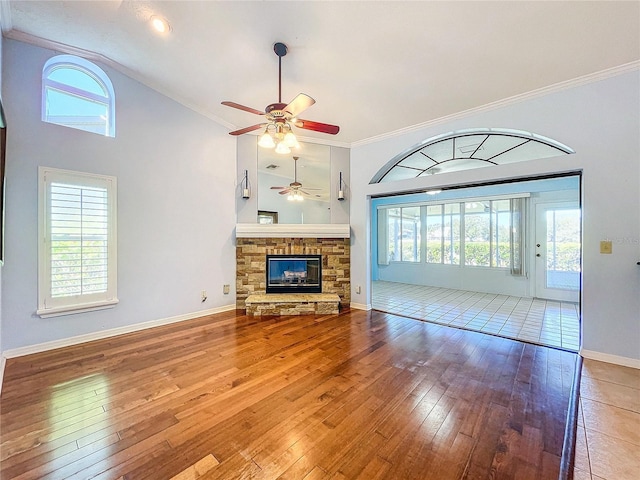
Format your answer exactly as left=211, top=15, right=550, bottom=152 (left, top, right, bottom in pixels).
left=221, top=42, right=340, bottom=155
left=270, top=157, right=320, bottom=201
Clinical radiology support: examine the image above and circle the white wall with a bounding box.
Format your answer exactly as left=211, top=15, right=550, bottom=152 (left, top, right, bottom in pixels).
left=1, top=39, right=237, bottom=351
left=0, top=26, right=4, bottom=382
left=350, top=70, right=640, bottom=363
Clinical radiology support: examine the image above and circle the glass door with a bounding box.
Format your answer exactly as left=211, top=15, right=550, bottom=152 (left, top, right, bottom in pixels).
left=534, top=203, right=581, bottom=302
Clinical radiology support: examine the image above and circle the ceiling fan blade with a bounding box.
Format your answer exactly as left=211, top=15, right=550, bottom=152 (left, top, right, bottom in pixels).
left=221, top=101, right=265, bottom=116
left=228, top=124, right=266, bottom=136
left=278, top=189, right=291, bottom=195
left=284, top=94, right=315, bottom=117
left=270, top=186, right=286, bottom=190
left=295, top=119, right=340, bottom=135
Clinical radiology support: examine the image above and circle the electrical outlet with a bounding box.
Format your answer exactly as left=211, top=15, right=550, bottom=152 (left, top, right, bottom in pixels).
left=201, top=290, right=207, bottom=302
left=223, top=284, right=230, bottom=294
left=600, top=241, right=612, bottom=254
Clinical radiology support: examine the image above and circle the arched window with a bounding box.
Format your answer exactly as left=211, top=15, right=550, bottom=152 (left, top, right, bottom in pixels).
left=42, top=55, right=115, bottom=137
left=370, top=128, right=574, bottom=184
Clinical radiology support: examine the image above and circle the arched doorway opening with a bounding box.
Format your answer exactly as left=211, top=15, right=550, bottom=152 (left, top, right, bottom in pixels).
left=369, top=129, right=580, bottom=351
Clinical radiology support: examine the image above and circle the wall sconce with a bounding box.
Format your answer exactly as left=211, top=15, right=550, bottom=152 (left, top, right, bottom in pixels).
left=337, top=171, right=346, bottom=201
left=241, top=170, right=250, bottom=199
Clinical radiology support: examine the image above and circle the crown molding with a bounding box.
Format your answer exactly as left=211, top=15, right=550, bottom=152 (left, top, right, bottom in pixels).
left=3, top=29, right=236, bottom=130
left=352, top=60, right=640, bottom=148
left=5, top=27, right=638, bottom=149
left=3, top=29, right=353, bottom=145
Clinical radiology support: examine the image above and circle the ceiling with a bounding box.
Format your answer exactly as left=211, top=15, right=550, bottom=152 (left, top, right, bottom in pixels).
left=3, top=1, right=639, bottom=146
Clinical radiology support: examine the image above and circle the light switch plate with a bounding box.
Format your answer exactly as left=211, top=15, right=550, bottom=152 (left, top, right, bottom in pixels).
left=600, top=240, right=612, bottom=254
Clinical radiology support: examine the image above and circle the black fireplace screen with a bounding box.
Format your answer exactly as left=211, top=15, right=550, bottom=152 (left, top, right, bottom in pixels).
left=266, top=254, right=322, bottom=294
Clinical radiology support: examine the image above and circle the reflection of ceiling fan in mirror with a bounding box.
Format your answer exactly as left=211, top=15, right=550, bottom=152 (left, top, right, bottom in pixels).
left=270, top=157, right=321, bottom=201
left=221, top=42, right=340, bottom=155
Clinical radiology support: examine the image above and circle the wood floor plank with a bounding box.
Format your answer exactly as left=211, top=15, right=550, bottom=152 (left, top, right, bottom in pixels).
left=0, top=309, right=576, bottom=479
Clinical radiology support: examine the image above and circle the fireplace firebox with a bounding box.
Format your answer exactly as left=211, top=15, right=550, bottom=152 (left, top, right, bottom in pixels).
left=266, top=254, right=322, bottom=294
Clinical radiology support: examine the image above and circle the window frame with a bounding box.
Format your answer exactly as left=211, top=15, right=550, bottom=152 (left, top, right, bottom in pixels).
left=42, top=55, right=116, bottom=137
left=386, top=205, right=422, bottom=263
left=378, top=193, right=528, bottom=272
left=38, top=167, right=118, bottom=318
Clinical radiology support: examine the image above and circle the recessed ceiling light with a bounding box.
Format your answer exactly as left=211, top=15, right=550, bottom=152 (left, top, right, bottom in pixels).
left=151, top=15, right=171, bottom=34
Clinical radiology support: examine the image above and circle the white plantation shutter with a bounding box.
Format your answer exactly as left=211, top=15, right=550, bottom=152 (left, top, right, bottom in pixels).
left=50, top=182, right=109, bottom=297
left=39, top=167, right=118, bottom=317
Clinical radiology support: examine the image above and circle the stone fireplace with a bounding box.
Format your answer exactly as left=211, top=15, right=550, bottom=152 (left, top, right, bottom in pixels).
left=235, top=226, right=350, bottom=310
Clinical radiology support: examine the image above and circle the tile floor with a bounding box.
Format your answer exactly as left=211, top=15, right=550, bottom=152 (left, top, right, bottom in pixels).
left=372, top=280, right=580, bottom=351
left=574, top=359, right=640, bottom=480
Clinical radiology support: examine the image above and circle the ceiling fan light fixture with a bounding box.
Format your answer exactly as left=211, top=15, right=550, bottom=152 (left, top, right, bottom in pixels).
left=258, top=131, right=275, bottom=148
left=275, top=142, right=291, bottom=155
left=283, top=130, right=297, bottom=148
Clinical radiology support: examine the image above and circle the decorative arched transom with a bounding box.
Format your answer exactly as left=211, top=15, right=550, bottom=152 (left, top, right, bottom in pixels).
left=370, top=128, right=574, bottom=184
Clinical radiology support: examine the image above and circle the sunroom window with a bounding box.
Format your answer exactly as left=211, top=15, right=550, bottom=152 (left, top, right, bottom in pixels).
left=378, top=195, right=526, bottom=275
left=42, top=55, right=115, bottom=137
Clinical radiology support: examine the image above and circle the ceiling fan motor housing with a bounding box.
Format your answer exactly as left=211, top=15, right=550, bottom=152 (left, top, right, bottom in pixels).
left=265, top=103, right=289, bottom=116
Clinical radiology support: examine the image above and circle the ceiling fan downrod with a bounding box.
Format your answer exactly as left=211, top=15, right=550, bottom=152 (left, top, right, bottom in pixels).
left=274, top=42, right=288, bottom=104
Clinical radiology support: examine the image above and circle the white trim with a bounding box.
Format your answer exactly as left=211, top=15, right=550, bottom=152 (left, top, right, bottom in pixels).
left=36, top=298, right=119, bottom=318
left=0, top=0, right=12, bottom=33
left=4, top=30, right=237, bottom=131
left=580, top=349, right=640, bottom=370
left=38, top=167, right=118, bottom=317
left=0, top=354, right=6, bottom=396
left=352, top=61, right=640, bottom=148
left=3, top=305, right=236, bottom=359
left=6, top=30, right=637, bottom=147
left=42, top=54, right=116, bottom=137
left=376, top=192, right=531, bottom=210
left=350, top=302, right=372, bottom=311
left=236, top=223, right=350, bottom=238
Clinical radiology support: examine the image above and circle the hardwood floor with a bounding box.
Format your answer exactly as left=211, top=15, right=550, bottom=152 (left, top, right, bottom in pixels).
left=0, top=309, right=577, bottom=479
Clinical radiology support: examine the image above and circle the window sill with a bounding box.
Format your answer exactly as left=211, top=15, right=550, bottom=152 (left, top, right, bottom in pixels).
left=37, top=299, right=119, bottom=318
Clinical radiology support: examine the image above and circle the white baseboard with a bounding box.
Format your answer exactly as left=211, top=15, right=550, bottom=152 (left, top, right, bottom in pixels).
left=350, top=302, right=372, bottom=311
left=580, top=349, right=640, bottom=370
left=2, top=304, right=236, bottom=360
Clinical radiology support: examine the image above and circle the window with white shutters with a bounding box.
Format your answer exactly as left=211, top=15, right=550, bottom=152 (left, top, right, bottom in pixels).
left=38, top=167, right=118, bottom=317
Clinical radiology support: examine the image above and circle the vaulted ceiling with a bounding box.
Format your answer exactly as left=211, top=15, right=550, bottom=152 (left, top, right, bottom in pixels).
left=3, top=1, right=639, bottom=145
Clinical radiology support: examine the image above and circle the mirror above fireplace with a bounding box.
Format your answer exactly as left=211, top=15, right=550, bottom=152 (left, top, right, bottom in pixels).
left=257, top=141, right=330, bottom=224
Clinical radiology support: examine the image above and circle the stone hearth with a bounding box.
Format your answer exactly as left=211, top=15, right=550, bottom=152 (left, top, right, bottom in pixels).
left=245, top=293, right=340, bottom=316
